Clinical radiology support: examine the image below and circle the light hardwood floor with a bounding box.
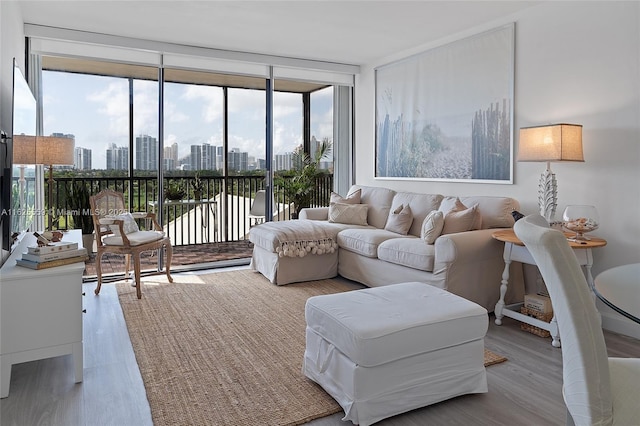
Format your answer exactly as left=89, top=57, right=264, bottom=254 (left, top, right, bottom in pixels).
left=1, top=270, right=639, bottom=426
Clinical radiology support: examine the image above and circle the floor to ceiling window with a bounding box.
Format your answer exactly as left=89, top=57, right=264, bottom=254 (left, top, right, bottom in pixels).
left=30, top=37, right=353, bottom=275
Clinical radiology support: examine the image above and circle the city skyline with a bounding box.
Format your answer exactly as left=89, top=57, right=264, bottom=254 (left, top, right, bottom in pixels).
left=42, top=70, right=334, bottom=170
left=79, top=134, right=330, bottom=172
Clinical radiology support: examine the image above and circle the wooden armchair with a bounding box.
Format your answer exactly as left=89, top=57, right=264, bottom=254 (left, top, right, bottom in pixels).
left=89, top=189, right=173, bottom=299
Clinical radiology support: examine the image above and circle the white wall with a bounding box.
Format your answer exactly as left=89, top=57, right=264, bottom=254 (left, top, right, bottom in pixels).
left=355, top=1, right=640, bottom=337
left=0, top=1, right=26, bottom=266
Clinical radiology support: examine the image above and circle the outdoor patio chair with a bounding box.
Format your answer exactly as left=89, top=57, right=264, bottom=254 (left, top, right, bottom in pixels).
left=248, top=190, right=267, bottom=226
left=89, top=189, right=173, bottom=299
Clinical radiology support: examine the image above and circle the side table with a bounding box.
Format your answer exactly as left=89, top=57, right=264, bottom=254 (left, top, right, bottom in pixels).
left=492, top=229, right=606, bottom=347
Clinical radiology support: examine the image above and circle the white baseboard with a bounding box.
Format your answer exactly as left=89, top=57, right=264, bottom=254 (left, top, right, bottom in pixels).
left=598, top=307, right=640, bottom=340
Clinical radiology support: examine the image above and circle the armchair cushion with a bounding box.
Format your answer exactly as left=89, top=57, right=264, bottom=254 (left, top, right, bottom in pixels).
left=103, top=230, right=165, bottom=246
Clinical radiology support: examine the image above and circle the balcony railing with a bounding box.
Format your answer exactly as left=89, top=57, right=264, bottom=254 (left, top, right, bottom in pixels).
left=14, top=173, right=333, bottom=248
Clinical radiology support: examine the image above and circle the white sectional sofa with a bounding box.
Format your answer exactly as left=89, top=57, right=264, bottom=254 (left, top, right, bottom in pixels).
left=249, top=185, right=524, bottom=311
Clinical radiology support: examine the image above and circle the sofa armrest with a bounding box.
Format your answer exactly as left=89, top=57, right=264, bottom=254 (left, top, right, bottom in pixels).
left=433, top=228, right=524, bottom=311
left=299, top=207, right=329, bottom=220
left=434, top=229, right=501, bottom=265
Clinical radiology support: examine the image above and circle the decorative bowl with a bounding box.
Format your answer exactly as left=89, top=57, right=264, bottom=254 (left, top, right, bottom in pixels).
left=562, top=205, right=599, bottom=241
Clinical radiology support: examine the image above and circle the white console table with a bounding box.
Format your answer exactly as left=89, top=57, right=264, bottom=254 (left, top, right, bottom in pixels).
left=492, top=229, right=607, bottom=348
left=0, top=230, right=85, bottom=398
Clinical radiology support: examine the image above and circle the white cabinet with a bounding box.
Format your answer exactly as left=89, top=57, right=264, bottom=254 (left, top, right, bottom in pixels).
left=0, top=230, right=85, bottom=398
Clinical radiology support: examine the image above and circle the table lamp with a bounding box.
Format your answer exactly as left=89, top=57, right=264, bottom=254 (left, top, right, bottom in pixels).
left=13, top=135, right=75, bottom=229
left=517, top=124, right=583, bottom=222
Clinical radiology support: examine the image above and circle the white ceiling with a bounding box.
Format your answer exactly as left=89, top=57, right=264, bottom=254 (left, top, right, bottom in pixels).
left=18, top=1, right=541, bottom=66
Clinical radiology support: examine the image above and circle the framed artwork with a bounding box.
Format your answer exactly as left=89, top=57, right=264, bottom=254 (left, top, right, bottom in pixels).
left=375, top=24, right=514, bottom=183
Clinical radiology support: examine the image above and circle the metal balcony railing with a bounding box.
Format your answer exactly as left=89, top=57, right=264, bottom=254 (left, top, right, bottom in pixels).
left=13, top=173, right=333, bottom=248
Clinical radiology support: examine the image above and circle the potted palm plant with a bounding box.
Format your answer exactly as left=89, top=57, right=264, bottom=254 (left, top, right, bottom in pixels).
left=67, top=180, right=95, bottom=252
left=275, top=139, right=332, bottom=219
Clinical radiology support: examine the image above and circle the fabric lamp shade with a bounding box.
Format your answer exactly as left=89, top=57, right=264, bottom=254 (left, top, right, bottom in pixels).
left=12, top=134, right=37, bottom=165
left=12, top=135, right=75, bottom=166
left=517, top=124, right=584, bottom=163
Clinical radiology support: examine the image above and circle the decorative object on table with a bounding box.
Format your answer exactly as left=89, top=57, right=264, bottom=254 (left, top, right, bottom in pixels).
left=164, top=181, right=186, bottom=201
left=511, top=209, right=525, bottom=222
left=17, top=233, right=87, bottom=269
left=517, top=124, right=583, bottom=222
left=12, top=134, right=75, bottom=230
left=562, top=205, right=599, bottom=241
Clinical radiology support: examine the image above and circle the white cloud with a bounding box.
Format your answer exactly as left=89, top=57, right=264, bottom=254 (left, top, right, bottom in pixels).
left=87, top=81, right=129, bottom=139
left=182, top=85, right=223, bottom=123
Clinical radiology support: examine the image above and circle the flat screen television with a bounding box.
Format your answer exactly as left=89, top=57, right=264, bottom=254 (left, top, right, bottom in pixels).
left=0, top=59, right=37, bottom=259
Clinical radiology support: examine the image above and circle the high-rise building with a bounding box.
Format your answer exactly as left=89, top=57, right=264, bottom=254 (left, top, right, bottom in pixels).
left=74, top=147, right=92, bottom=170
left=189, top=143, right=217, bottom=171
left=228, top=148, right=248, bottom=172
left=163, top=142, right=179, bottom=170
left=274, top=152, right=293, bottom=171
left=106, top=143, right=129, bottom=170
left=135, top=134, right=157, bottom=171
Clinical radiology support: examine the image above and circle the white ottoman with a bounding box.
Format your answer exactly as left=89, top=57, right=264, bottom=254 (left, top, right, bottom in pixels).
left=303, top=282, right=488, bottom=426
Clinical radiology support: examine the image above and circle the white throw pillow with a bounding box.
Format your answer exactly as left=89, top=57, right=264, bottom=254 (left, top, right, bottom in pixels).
left=330, top=188, right=361, bottom=205
left=384, top=204, right=413, bottom=235
left=108, top=212, right=140, bottom=237
left=328, top=202, right=368, bottom=225
left=421, top=210, right=445, bottom=244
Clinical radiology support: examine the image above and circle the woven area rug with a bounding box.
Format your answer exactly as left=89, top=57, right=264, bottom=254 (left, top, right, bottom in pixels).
left=483, top=348, right=508, bottom=366
left=117, top=271, right=507, bottom=425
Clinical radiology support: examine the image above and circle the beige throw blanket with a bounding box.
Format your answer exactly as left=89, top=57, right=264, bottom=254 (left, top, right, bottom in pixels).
left=255, top=220, right=338, bottom=258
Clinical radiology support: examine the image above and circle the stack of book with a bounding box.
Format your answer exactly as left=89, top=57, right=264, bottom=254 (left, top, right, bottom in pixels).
left=16, top=240, right=88, bottom=270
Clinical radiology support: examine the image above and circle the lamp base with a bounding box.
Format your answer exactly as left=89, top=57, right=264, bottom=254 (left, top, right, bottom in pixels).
left=538, top=168, right=557, bottom=222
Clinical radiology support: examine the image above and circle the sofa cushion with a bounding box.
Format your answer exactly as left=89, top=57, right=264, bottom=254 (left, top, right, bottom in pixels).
left=349, top=185, right=396, bottom=229
left=337, top=228, right=408, bottom=258
left=330, top=188, right=361, bottom=204
left=377, top=237, right=436, bottom=272
left=442, top=201, right=479, bottom=235
left=384, top=204, right=413, bottom=235
left=421, top=210, right=445, bottom=244
left=328, top=203, right=369, bottom=225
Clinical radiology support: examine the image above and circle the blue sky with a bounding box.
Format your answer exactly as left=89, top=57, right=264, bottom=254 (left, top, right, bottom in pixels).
left=41, top=71, right=333, bottom=170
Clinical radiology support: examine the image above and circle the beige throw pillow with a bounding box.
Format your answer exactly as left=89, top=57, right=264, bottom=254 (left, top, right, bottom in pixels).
left=330, top=188, right=361, bottom=205
left=328, top=202, right=368, bottom=225
left=442, top=200, right=480, bottom=235
left=421, top=210, right=445, bottom=244
left=384, top=204, right=413, bottom=235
